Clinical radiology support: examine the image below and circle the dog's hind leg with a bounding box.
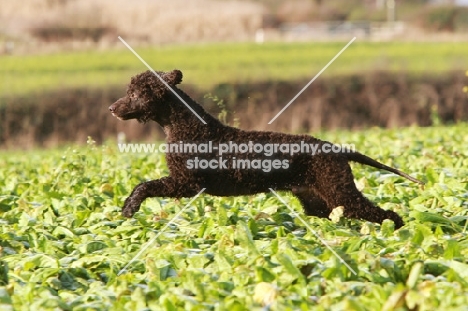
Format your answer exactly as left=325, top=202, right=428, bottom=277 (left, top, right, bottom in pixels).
left=310, top=157, right=404, bottom=228
left=122, top=176, right=200, bottom=217
left=292, top=187, right=330, bottom=218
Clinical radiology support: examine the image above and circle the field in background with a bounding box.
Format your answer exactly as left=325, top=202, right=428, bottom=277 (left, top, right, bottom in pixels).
left=1, top=124, right=467, bottom=309
left=2, top=0, right=468, bottom=52
left=0, top=0, right=263, bottom=48
left=2, top=41, right=468, bottom=98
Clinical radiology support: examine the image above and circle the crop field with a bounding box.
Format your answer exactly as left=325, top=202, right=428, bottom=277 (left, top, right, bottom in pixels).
left=2, top=41, right=468, bottom=98
left=1, top=124, right=467, bottom=310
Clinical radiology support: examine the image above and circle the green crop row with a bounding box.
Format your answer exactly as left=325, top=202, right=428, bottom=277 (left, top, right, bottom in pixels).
left=1, top=41, right=468, bottom=98
left=1, top=124, right=468, bottom=309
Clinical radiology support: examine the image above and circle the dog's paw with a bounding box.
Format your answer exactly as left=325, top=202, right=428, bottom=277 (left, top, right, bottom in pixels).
left=385, top=210, right=404, bottom=229
left=122, top=197, right=141, bottom=218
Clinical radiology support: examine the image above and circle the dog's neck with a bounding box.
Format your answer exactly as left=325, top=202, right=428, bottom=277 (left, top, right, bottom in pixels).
left=157, top=88, right=224, bottom=141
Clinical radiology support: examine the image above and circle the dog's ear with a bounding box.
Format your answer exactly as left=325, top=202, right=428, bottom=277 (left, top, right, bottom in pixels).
left=163, top=69, right=183, bottom=86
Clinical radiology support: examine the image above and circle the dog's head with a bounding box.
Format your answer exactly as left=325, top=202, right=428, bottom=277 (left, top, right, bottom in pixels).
left=109, top=69, right=183, bottom=123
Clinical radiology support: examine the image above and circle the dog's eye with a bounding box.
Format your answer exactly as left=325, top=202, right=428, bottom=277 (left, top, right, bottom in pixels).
left=131, top=93, right=139, bottom=100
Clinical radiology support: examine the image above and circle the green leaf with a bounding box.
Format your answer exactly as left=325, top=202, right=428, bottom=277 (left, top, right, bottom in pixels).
left=85, top=241, right=108, bottom=253
left=23, top=254, right=59, bottom=271
left=0, top=262, right=8, bottom=286
left=406, top=261, right=424, bottom=289
left=0, top=287, right=12, bottom=305
left=276, top=253, right=304, bottom=284
left=235, top=221, right=260, bottom=257
left=255, top=267, right=276, bottom=283
left=380, top=219, right=395, bottom=237
left=446, top=260, right=468, bottom=280
left=411, top=224, right=432, bottom=245
left=411, top=211, right=453, bottom=226
left=52, top=226, right=75, bottom=239
left=217, top=205, right=228, bottom=226
left=443, top=239, right=461, bottom=259
left=18, top=212, right=34, bottom=227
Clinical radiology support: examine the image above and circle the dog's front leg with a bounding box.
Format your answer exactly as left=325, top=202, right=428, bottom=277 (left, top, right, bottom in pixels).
left=122, top=176, right=199, bottom=217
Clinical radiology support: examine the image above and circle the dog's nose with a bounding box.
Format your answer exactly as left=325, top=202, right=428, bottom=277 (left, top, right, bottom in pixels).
left=109, top=105, right=115, bottom=113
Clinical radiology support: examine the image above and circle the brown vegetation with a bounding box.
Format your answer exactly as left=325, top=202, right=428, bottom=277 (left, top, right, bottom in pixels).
left=415, top=5, right=468, bottom=32
left=0, top=0, right=264, bottom=47
left=1, top=71, right=466, bottom=148
left=2, top=0, right=467, bottom=54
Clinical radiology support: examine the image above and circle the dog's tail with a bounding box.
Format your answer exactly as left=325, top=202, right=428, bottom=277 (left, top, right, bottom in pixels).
left=345, top=151, right=425, bottom=185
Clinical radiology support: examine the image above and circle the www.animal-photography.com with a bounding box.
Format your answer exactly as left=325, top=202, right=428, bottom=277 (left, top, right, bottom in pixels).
left=1, top=0, right=468, bottom=310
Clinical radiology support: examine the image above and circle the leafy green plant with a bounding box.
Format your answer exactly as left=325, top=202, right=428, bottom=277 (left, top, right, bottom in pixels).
left=204, top=93, right=239, bottom=127
left=1, top=124, right=468, bottom=309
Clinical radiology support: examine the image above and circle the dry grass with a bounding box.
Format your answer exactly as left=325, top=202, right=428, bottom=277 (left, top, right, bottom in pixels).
left=0, top=0, right=264, bottom=46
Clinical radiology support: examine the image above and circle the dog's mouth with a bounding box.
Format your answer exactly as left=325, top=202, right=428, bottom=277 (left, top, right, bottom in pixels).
left=112, top=111, right=140, bottom=120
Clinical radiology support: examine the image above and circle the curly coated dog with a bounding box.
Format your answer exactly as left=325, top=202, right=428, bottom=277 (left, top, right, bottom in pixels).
left=109, top=69, right=424, bottom=229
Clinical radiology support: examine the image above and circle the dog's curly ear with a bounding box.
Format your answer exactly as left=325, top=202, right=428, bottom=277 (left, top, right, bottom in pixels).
left=163, top=69, right=183, bottom=86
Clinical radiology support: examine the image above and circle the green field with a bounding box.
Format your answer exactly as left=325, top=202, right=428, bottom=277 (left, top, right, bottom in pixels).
left=1, top=41, right=468, bottom=98
left=1, top=125, right=468, bottom=310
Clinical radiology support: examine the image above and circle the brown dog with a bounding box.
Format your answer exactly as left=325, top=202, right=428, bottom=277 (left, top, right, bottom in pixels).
left=110, top=69, right=424, bottom=228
